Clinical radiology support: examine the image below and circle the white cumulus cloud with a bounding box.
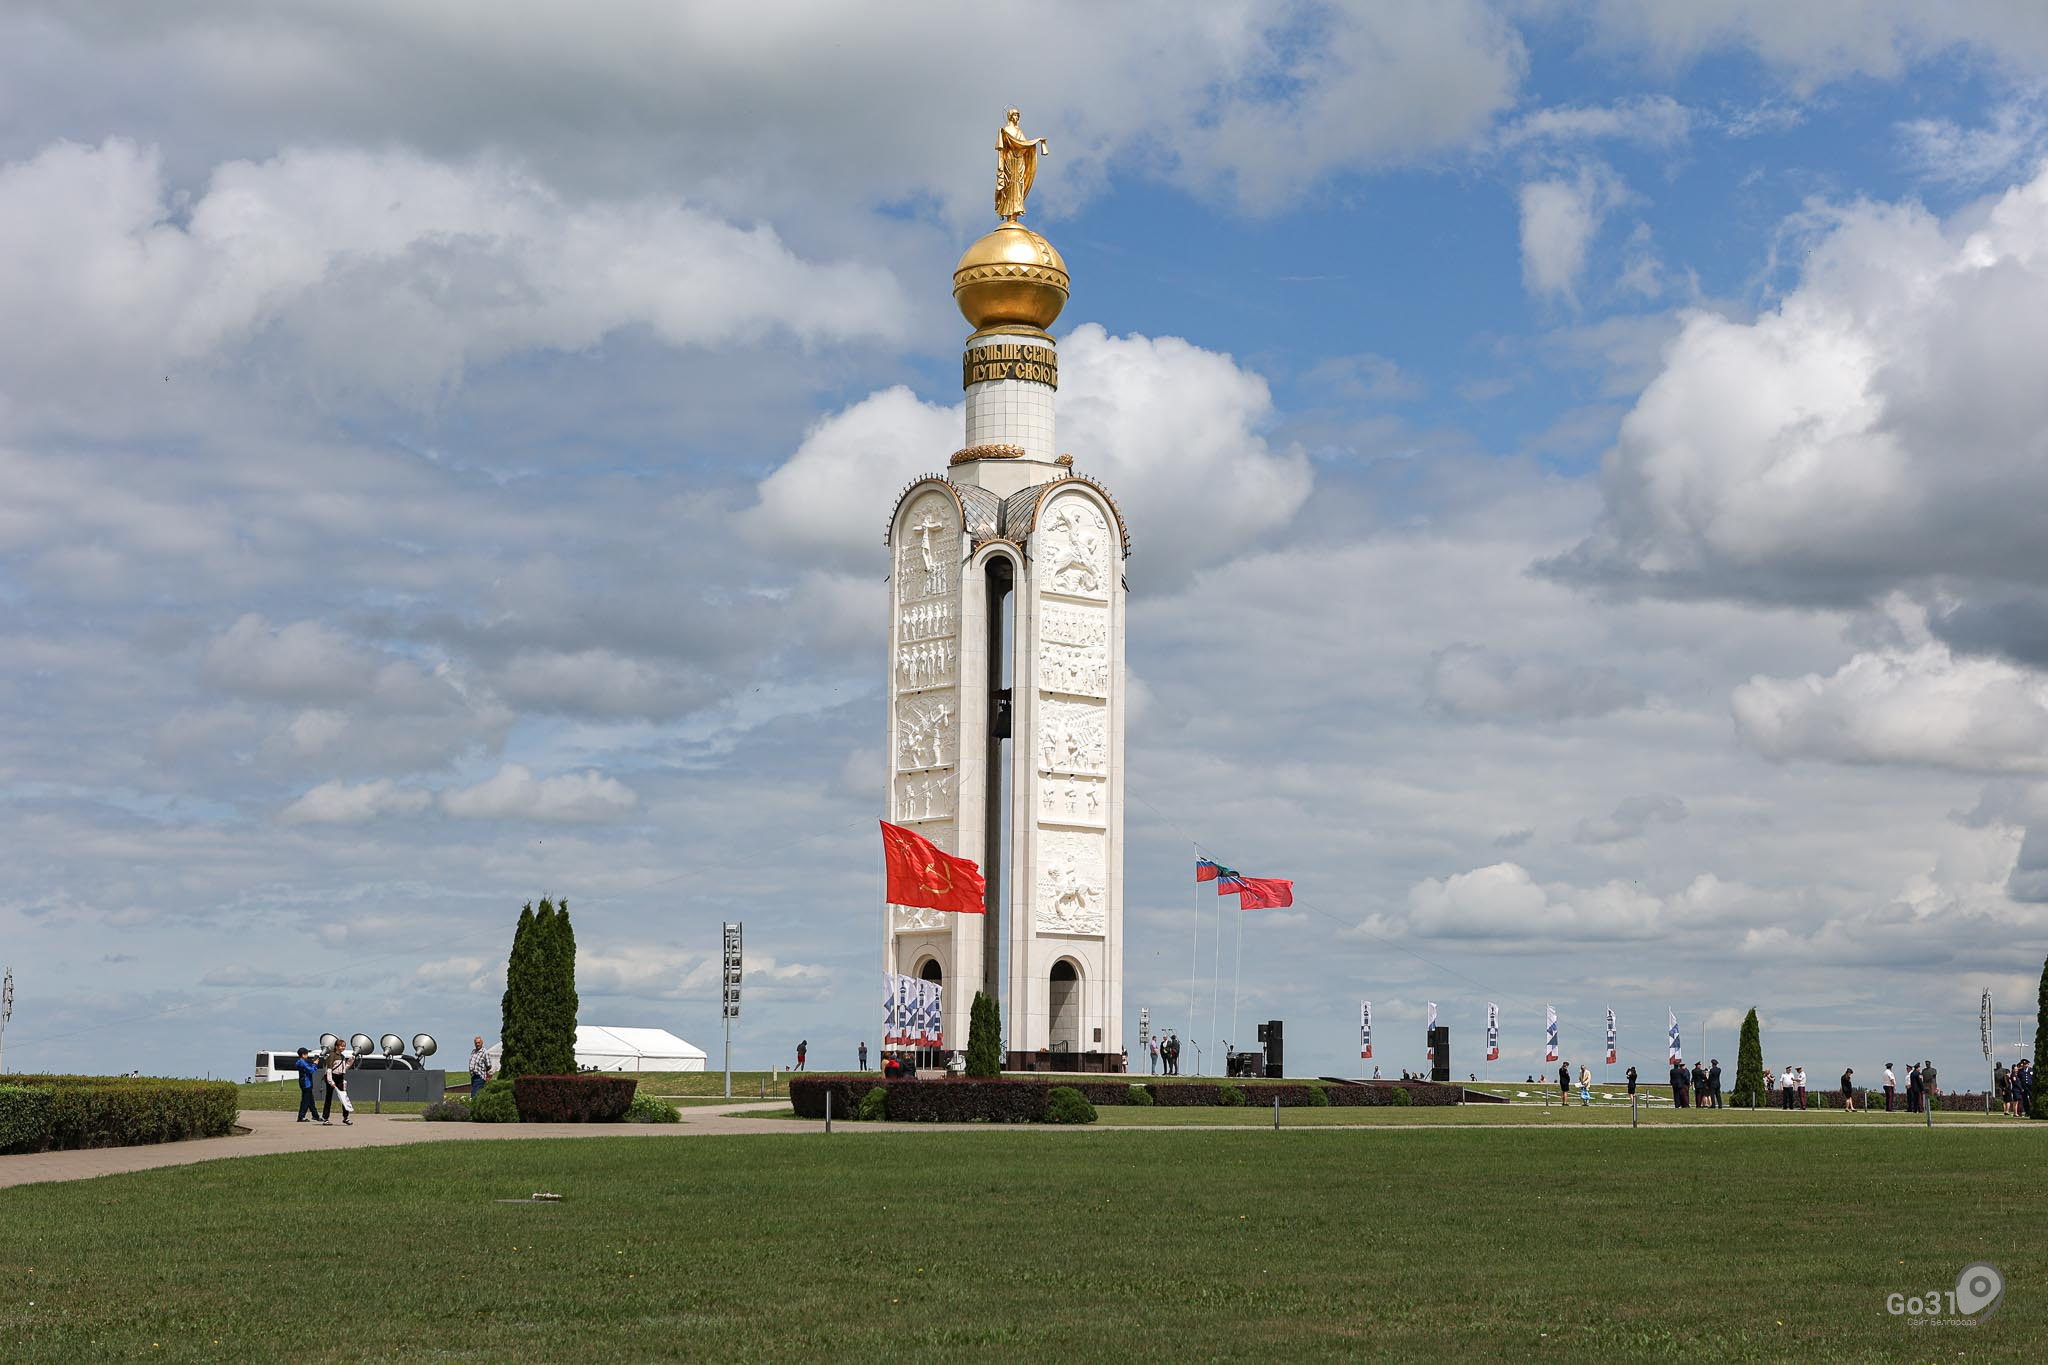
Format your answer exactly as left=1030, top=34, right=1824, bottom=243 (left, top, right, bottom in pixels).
left=440, top=763, right=638, bottom=822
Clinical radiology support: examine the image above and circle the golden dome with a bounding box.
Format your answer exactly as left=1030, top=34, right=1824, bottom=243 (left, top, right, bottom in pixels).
left=953, top=222, right=1069, bottom=331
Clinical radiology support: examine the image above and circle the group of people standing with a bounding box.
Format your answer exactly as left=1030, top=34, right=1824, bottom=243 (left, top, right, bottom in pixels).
left=1998, top=1058, right=2034, bottom=1116
left=1148, top=1033, right=1184, bottom=1074
left=292, top=1042, right=356, bottom=1125
left=1666, top=1059, right=1724, bottom=1108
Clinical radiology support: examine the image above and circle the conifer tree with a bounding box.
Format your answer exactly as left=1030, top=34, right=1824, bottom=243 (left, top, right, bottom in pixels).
left=1731, top=1007, right=1766, bottom=1107
left=498, top=903, right=537, bottom=1079
left=2031, top=956, right=2048, bottom=1120
left=541, top=900, right=580, bottom=1076
left=965, top=990, right=1003, bottom=1077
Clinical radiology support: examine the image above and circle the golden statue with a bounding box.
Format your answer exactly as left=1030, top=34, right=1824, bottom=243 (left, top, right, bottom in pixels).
left=994, top=107, right=1049, bottom=221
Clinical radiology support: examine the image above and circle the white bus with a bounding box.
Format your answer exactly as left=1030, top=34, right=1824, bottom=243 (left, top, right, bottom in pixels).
left=251, top=1049, right=308, bottom=1083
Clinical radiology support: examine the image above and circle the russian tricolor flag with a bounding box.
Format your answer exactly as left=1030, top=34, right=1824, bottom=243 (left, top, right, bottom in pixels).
left=1195, top=858, right=1220, bottom=883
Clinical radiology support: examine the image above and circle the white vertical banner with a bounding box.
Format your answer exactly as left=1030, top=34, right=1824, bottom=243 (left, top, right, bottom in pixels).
left=883, top=973, right=900, bottom=1046
left=1605, top=1009, right=1617, bottom=1065
left=1667, top=1010, right=1682, bottom=1062
left=1485, top=1002, right=1499, bottom=1061
left=929, top=980, right=944, bottom=1048
left=899, top=975, right=917, bottom=1048
left=1425, top=1001, right=1437, bottom=1061
left=1360, top=1000, right=1373, bottom=1060
left=1544, top=1005, right=1559, bottom=1063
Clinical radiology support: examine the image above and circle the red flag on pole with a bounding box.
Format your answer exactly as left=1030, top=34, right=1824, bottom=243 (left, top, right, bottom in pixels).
left=1235, top=876, right=1293, bottom=909
left=880, top=821, right=987, bottom=914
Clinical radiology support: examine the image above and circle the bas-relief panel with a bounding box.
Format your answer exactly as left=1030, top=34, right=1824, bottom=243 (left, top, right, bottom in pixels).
left=1037, top=773, right=1105, bottom=826
left=897, top=638, right=957, bottom=692
left=1036, top=496, right=1110, bottom=600
left=1035, top=828, right=1106, bottom=936
left=1037, top=643, right=1107, bottom=697
left=898, top=493, right=961, bottom=601
left=895, top=771, right=954, bottom=823
left=899, top=599, right=954, bottom=642
left=896, top=696, right=955, bottom=772
left=1036, top=697, right=1106, bottom=775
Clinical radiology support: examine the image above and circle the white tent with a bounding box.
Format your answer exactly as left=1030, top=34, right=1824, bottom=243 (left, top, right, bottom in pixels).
left=486, top=1026, right=708, bottom=1072
left=575, top=1026, right=706, bottom=1072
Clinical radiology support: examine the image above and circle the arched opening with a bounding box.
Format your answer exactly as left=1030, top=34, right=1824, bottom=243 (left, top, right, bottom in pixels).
left=918, top=958, right=943, bottom=984
left=1049, top=958, right=1081, bottom=1055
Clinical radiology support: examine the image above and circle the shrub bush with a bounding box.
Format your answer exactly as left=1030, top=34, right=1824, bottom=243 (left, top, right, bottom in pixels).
left=1127, top=1084, right=1155, bottom=1106
left=622, top=1094, right=681, bottom=1124
left=965, top=991, right=1004, bottom=1077
left=1044, top=1086, right=1097, bottom=1124
left=858, top=1086, right=889, bottom=1121
left=1322, top=1081, right=1460, bottom=1107
left=0, top=1085, right=54, bottom=1154
left=886, top=1078, right=1047, bottom=1123
left=421, top=1098, right=471, bottom=1122
left=1217, top=1084, right=1247, bottom=1107
left=470, top=1077, right=519, bottom=1123
left=5, top=1075, right=239, bottom=1150
left=512, top=1074, right=637, bottom=1123
left=1391, top=1085, right=1414, bottom=1106
left=1307, top=1084, right=1330, bottom=1107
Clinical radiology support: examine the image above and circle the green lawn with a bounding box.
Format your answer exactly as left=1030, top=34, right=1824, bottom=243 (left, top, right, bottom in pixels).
left=4, top=1128, right=2042, bottom=1360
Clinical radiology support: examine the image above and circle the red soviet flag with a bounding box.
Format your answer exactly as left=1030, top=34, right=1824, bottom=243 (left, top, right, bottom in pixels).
left=1236, top=876, right=1293, bottom=909
left=880, top=821, right=987, bottom=914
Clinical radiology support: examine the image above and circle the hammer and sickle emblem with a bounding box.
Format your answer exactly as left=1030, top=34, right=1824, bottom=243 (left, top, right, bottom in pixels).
left=919, top=858, right=953, bottom=895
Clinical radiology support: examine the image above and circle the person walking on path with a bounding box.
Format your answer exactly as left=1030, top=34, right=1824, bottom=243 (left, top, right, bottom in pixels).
left=1905, top=1062, right=1924, bottom=1114
left=858, top=1040, right=869, bottom=1071
left=1558, top=1062, right=1571, bottom=1103
left=795, top=1039, right=807, bottom=1071
left=1839, top=1067, right=1856, bottom=1113
left=321, top=1046, right=355, bottom=1126
left=1577, top=1064, right=1593, bottom=1106
left=1794, top=1066, right=1807, bottom=1110
left=1883, top=1062, right=1896, bottom=1112
left=468, top=1036, right=491, bottom=1098
left=1669, top=1058, right=1689, bottom=1108
left=1707, top=1059, right=1723, bottom=1109
left=294, top=1047, right=323, bottom=1123
left=1149, top=1037, right=1159, bottom=1074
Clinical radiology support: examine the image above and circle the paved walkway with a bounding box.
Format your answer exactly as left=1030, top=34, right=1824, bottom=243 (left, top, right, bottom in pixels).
left=0, top=1102, right=806, bottom=1190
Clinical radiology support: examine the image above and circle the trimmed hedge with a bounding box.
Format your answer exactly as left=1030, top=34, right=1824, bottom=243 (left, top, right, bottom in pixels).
left=0, top=1085, right=54, bottom=1154
left=0, top=1075, right=238, bottom=1151
left=789, top=1075, right=889, bottom=1120
left=885, top=1079, right=1049, bottom=1123
left=512, top=1074, right=637, bottom=1123
left=1323, top=1081, right=1460, bottom=1107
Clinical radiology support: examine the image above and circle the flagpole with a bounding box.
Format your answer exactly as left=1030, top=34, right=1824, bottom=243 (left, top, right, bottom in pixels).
left=1230, top=900, right=1243, bottom=1071
left=1187, top=842, right=1200, bottom=1068
left=1209, top=876, right=1223, bottom=1074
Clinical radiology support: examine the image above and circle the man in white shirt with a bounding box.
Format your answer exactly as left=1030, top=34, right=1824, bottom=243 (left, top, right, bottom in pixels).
left=1794, top=1066, right=1807, bottom=1109
left=1781, top=1065, right=1797, bottom=1110
left=1883, top=1062, right=1896, bottom=1112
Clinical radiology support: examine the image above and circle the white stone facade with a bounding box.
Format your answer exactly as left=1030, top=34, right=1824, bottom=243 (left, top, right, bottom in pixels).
left=883, top=330, right=1127, bottom=1069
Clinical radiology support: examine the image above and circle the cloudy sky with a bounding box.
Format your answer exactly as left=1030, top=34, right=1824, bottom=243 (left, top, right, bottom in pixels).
left=6, top=1, right=2048, bottom=1082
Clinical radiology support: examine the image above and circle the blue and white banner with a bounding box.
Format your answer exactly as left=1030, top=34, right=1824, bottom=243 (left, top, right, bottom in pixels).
left=1486, top=1002, right=1499, bottom=1061
left=1426, top=1001, right=1437, bottom=1061
left=1544, top=1005, right=1559, bottom=1063
left=883, top=973, right=900, bottom=1044
left=1667, top=1010, right=1682, bottom=1063
left=1605, top=1009, right=1617, bottom=1065
left=1360, top=1000, right=1372, bottom=1060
